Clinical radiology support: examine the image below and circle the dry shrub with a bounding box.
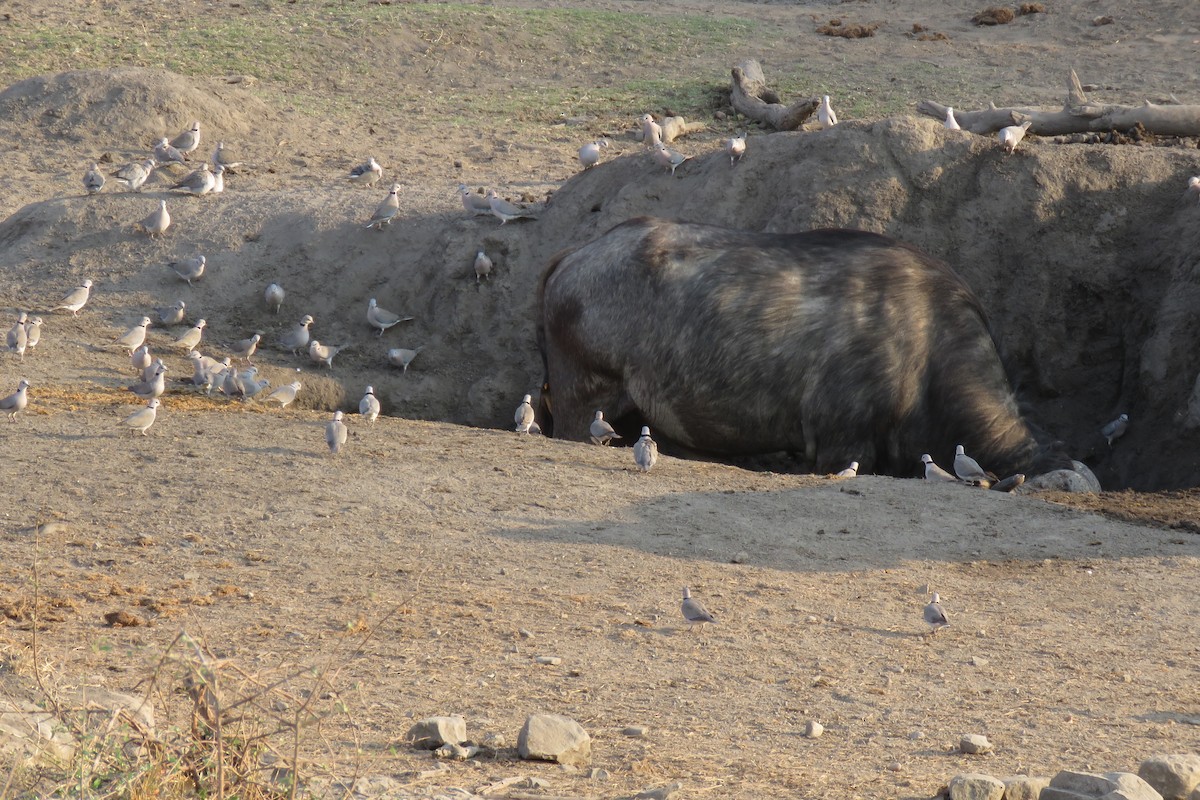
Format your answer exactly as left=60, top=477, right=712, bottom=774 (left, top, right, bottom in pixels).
left=817, top=22, right=879, bottom=38
left=917, top=31, right=951, bottom=41
left=972, top=6, right=1015, bottom=25
left=1017, top=2, right=1046, bottom=13
left=911, top=22, right=927, bottom=32
left=1093, top=14, right=1114, bottom=25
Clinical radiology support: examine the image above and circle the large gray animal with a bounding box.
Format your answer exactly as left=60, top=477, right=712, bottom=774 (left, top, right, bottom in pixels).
left=536, top=217, right=1070, bottom=478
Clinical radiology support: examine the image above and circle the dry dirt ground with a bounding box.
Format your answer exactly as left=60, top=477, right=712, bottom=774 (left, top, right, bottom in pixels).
left=1, top=1, right=1199, bottom=798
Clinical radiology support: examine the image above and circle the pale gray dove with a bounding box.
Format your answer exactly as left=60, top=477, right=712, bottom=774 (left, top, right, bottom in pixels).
left=211, top=142, right=241, bottom=171
left=652, top=143, right=689, bottom=177
left=308, top=339, right=349, bottom=369
left=139, top=200, right=171, bottom=236
left=83, top=163, right=106, bottom=194
left=156, top=300, right=186, bottom=326
left=203, top=357, right=232, bottom=396
left=242, top=374, right=271, bottom=399
left=52, top=279, right=94, bottom=316
left=459, top=184, right=493, bottom=216
left=921, top=454, right=958, bottom=482
left=367, top=297, right=413, bottom=335
left=114, top=317, right=152, bottom=354
left=133, top=345, right=152, bottom=376
left=589, top=409, right=620, bottom=445
left=349, top=156, right=383, bottom=187
left=944, top=107, right=961, bottom=131
left=326, top=410, right=348, bottom=455
left=639, top=113, right=663, bottom=147
left=129, top=363, right=167, bottom=399
left=998, top=121, right=1032, bottom=153
left=818, top=94, right=838, bottom=129
left=725, top=132, right=746, bottom=166
left=359, top=385, right=380, bottom=422
left=141, top=356, right=164, bottom=384
left=170, top=254, right=206, bottom=285
left=1101, top=413, right=1129, bottom=447
left=171, top=319, right=207, bottom=351
left=211, top=163, right=225, bottom=194
left=578, top=138, right=608, bottom=169
left=23, top=317, right=42, bottom=353
left=264, top=283, right=285, bottom=314
left=1186, top=176, right=1200, bottom=202
left=154, top=137, right=187, bottom=166
left=266, top=380, right=302, bottom=407
left=278, top=314, right=313, bottom=354
left=387, top=346, right=422, bottom=372
left=170, top=121, right=201, bottom=154
left=924, top=592, right=949, bottom=632
left=365, top=183, right=401, bottom=229
left=230, top=333, right=261, bottom=363
left=112, top=158, right=155, bottom=191
left=487, top=189, right=537, bottom=224
left=634, top=426, right=658, bottom=472
left=170, top=162, right=215, bottom=196
left=835, top=460, right=859, bottom=478
left=953, top=444, right=995, bottom=487
left=681, top=587, right=716, bottom=627
left=0, top=378, right=30, bottom=421
left=7, top=312, right=28, bottom=360
left=514, top=393, right=535, bottom=433
left=123, top=398, right=160, bottom=435
left=474, top=250, right=493, bottom=282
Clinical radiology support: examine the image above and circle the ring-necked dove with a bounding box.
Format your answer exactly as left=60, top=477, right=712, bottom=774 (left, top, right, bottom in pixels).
left=53, top=279, right=94, bottom=316
left=170, top=254, right=206, bottom=285
left=998, top=121, right=1032, bottom=153
left=211, top=163, right=225, bottom=194
left=141, top=356, right=164, bottom=384
left=474, top=250, right=493, bottom=282
left=514, top=393, right=537, bottom=434
left=154, top=137, right=187, bottom=166
left=349, top=156, right=383, bottom=187
left=1101, top=413, right=1129, bottom=447
left=458, top=184, right=493, bottom=216
left=264, top=283, right=285, bottom=314
left=953, top=444, right=997, bottom=487
left=634, top=426, right=658, bottom=472
left=835, top=460, right=859, bottom=478
left=220, top=366, right=245, bottom=398
left=921, top=453, right=958, bottom=482
left=365, top=183, right=401, bottom=230
left=387, top=346, right=422, bottom=372
left=1185, top=176, right=1200, bottom=203
left=133, top=345, right=152, bottom=376
left=725, top=132, right=746, bottom=166
left=487, top=189, right=537, bottom=224
left=204, top=357, right=232, bottom=396
left=924, top=592, right=949, bottom=632
left=139, top=200, right=171, bottom=237
left=7, top=312, right=28, bottom=360
left=367, top=297, right=413, bottom=335
left=230, top=333, right=261, bottom=363
left=170, top=121, right=201, bottom=154
left=681, top=586, right=716, bottom=628
left=243, top=374, right=270, bottom=399
left=186, top=349, right=215, bottom=385
left=112, top=158, right=155, bottom=191
left=589, top=409, right=620, bottom=445
left=114, top=317, right=152, bottom=354
left=817, top=94, right=838, bottom=129
left=266, top=380, right=302, bottom=407
left=639, top=113, right=663, bottom=148
left=83, top=163, right=106, bottom=194
left=578, top=139, right=608, bottom=170
left=170, top=162, right=215, bottom=196
left=944, top=107, right=961, bottom=131
left=652, top=143, right=690, bottom=177
left=308, top=339, right=349, bottom=369
left=171, top=319, right=206, bottom=350
left=279, top=315, right=314, bottom=354
left=326, top=410, right=348, bottom=455
left=211, top=142, right=242, bottom=171
left=359, top=385, right=380, bottom=422
left=23, top=317, right=42, bottom=353
left=156, top=300, right=186, bottom=326
left=123, top=398, right=160, bottom=435
left=0, top=379, right=30, bottom=421
left=129, top=363, right=167, bottom=399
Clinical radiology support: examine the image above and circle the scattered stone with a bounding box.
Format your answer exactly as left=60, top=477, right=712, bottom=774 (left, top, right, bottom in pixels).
left=0, top=697, right=77, bottom=767
left=731, top=550, right=749, bottom=564
left=103, top=609, right=146, bottom=627
left=1043, top=770, right=1164, bottom=800
left=972, top=7, right=1015, bottom=25
left=518, top=713, right=592, bottom=768
left=407, top=715, right=467, bottom=749
left=1017, top=2, right=1045, bottom=14
left=475, top=776, right=525, bottom=794
left=970, top=656, right=990, bottom=667
left=481, top=731, right=506, bottom=750
left=804, top=720, right=824, bottom=738
left=1004, top=775, right=1052, bottom=800
left=622, top=725, right=649, bottom=737
left=909, top=731, right=926, bottom=740
left=535, top=656, right=561, bottom=665
left=1092, top=15, right=1114, bottom=25
left=518, top=628, right=534, bottom=639
left=959, top=733, right=994, bottom=754
left=350, top=775, right=404, bottom=797
left=590, top=767, right=610, bottom=780
left=949, top=773, right=1005, bottom=800
left=64, top=686, right=156, bottom=734
left=433, top=741, right=479, bottom=760
left=1139, top=755, right=1200, bottom=800
left=1021, top=468, right=1098, bottom=494
left=635, top=782, right=683, bottom=800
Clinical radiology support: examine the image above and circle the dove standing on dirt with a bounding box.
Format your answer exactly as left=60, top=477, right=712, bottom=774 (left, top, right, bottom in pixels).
left=578, top=139, right=608, bottom=170
left=211, top=142, right=241, bottom=171
left=1101, top=413, right=1129, bottom=447
left=681, top=587, right=717, bottom=628
left=83, top=163, right=106, bottom=194
left=210, top=163, right=226, bottom=194
left=171, top=319, right=207, bottom=351
left=112, top=158, right=155, bottom=191
left=139, top=200, right=171, bottom=237
left=944, top=107, right=962, bottom=131
left=349, top=156, right=383, bottom=187
left=487, top=189, right=538, bottom=224
left=818, top=94, right=838, bottom=129
left=264, top=283, right=285, bottom=314
left=924, top=592, right=949, bottom=632
left=204, top=357, right=232, bottom=396
left=52, top=279, right=94, bottom=316
left=474, top=250, right=493, bottom=282
left=633, top=426, right=658, bottom=472
left=279, top=314, right=314, bottom=354
left=921, top=453, right=958, bottom=482
left=998, top=121, right=1033, bottom=153
left=953, top=444, right=995, bottom=487
left=325, top=410, right=348, bottom=455
left=170, top=162, right=216, bottom=196
left=186, top=349, right=214, bottom=386
left=266, top=380, right=302, bottom=408
left=154, top=137, right=187, bottom=166
left=359, top=385, right=381, bottom=422
left=230, top=333, right=261, bottom=364
left=171, top=121, right=201, bottom=155
left=242, top=373, right=270, bottom=399
left=514, top=394, right=536, bottom=434
left=308, top=339, right=349, bottom=369
left=639, top=113, right=663, bottom=148
left=155, top=300, right=187, bottom=326
left=652, top=143, right=690, bottom=177
left=123, top=398, right=160, bottom=435
left=835, top=460, right=859, bottom=478
left=132, top=345, right=152, bottom=376
left=141, top=356, right=164, bottom=384
left=367, top=298, right=413, bottom=335
left=23, top=317, right=42, bottom=354
left=0, top=379, right=30, bottom=421
left=7, top=312, right=28, bottom=360
left=220, top=367, right=245, bottom=398
left=388, top=347, right=422, bottom=372
left=725, top=132, right=746, bottom=166
left=589, top=410, right=621, bottom=445
left=129, top=363, right=167, bottom=399
left=459, top=184, right=493, bottom=216
left=365, top=182, right=402, bottom=230
left=114, top=317, right=152, bottom=354
left=169, top=254, right=206, bottom=285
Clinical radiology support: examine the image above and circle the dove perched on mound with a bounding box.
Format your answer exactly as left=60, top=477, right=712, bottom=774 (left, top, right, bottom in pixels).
left=652, top=143, right=690, bottom=177
left=487, top=189, right=538, bottom=224
left=835, top=460, right=859, bottom=478
left=349, top=156, right=383, bottom=187
left=359, top=385, right=380, bottom=422
left=578, top=139, right=608, bottom=170
left=633, top=426, right=658, bottom=472
left=308, top=339, right=349, bottom=369
left=944, top=107, right=962, bottom=131
left=170, top=162, right=215, bottom=196
left=129, top=363, right=167, bottom=399
left=230, top=333, right=261, bottom=364
left=681, top=587, right=716, bottom=628
left=923, top=592, right=949, bottom=632
left=170, top=120, right=201, bottom=155
left=138, top=200, right=171, bottom=237
left=114, top=317, right=152, bottom=354
left=7, top=312, right=28, bottom=360
left=639, top=113, right=663, bottom=148
left=1101, top=413, right=1129, bottom=447
left=264, top=283, right=285, bottom=314
left=388, top=347, right=422, bottom=372
left=279, top=314, right=314, bottom=354
left=171, top=319, right=206, bottom=351
left=326, top=410, right=348, bottom=455
left=514, top=393, right=536, bottom=434
left=998, top=121, right=1032, bottom=153
left=170, top=254, right=206, bottom=286
left=52, top=279, right=93, bottom=316
left=153, top=137, right=187, bottom=166
left=474, top=250, right=493, bottom=282
left=725, top=132, right=746, bottom=166
left=266, top=380, right=302, bottom=408
left=23, top=317, right=42, bottom=354
left=0, top=379, right=30, bottom=421
left=83, top=163, right=106, bottom=194
left=367, top=298, right=413, bottom=335
left=156, top=300, right=187, bottom=326
left=211, top=142, right=242, bottom=172
left=123, top=398, right=160, bottom=435
left=459, top=184, right=493, bottom=216
left=589, top=410, right=620, bottom=445
left=817, top=94, right=838, bottom=129
left=921, top=453, right=958, bottom=482
left=365, top=182, right=401, bottom=230
left=112, top=158, right=155, bottom=192
left=953, top=444, right=996, bottom=488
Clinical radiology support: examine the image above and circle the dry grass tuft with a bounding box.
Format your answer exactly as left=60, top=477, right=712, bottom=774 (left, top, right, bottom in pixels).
left=817, top=20, right=879, bottom=38
left=972, top=6, right=1015, bottom=25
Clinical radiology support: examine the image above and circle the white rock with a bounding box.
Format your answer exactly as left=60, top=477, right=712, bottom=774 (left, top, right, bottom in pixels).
left=804, top=720, right=824, bottom=738
left=959, top=733, right=993, bottom=754
left=518, top=713, right=591, bottom=768
left=949, top=773, right=1005, bottom=800
left=407, top=715, right=467, bottom=749
left=433, top=741, right=479, bottom=760
left=1139, top=755, right=1200, bottom=800
left=1003, top=775, right=1052, bottom=800
left=535, top=656, right=562, bottom=665
left=1043, top=770, right=1164, bottom=800
left=622, top=725, right=649, bottom=737
left=0, top=697, right=77, bottom=767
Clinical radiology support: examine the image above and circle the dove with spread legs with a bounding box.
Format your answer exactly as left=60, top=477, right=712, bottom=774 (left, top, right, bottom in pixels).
left=114, top=317, right=152, bottom=355
left=264, top=283, right=285, bottom=314
left=53, top=279, right=94, bottom=316
left=83, top=163, right=106, bottom=194
left=474, top=250, right=493, bottom=282
left=633, top=426, right=658, bottom=472
left=589, top=410, right=620, bottom=445
left=308, top=339, right=349, bottom=369
left=0, top=379, right=30, bottom=421
left=514, top=394, right=536, bottom=434
left=139, top=200, right=170, bottom=236
left=279, top=315, right=314, bottom=354
left=367, top=298, right=413, bottom=335
left=123, top=398, right=160, bottom=435
left=359, top=386, right=381, bottom=422
left=326, top=411, right=348, bottom=455
left=487, top=189, right=537, bottom=224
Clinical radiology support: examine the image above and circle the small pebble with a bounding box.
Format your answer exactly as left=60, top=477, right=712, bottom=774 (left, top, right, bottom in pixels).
left=622, top=726, right=649, bottom=737
left=731, top=551, right=749, bottom=564
left=589, top=768, right=610, bottom=781
left=960, top=733, right=993, bottom=754
left=535, top=656, right=561, bottom=666
left=804, top=720, right=824, bottom=738
left=970, top=656, right=990, bottom=667
left=519, top=628, right=534, bottom=639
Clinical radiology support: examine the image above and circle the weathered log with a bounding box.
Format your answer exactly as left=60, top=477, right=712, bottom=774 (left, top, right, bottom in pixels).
left=730, top=58, right=819, bottom=131
left=634, top=114, right=707, bottom=145
left=917, top=69, right=1200, bottom=136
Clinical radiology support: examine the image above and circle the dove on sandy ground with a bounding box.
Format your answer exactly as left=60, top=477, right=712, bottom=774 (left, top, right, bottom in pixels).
left=681, top=586, right=717, bottom=628
left=388, top=346, right=422, bottom=372
left=220, top=367, right=245, bottom=398
left=242, top=373, right=271, bottom=399
left=186, top=349, right=216, bottom=385
left=210, top=163, right=226, bottom=195
left=998, top=121, right=1033, bottom=153
left=308, top=339, right=349, bottom=369
left=52, top=279, right=94, bottom=316
left=953, top=444, right=996, bottom=487
left=487, top=190, right=538, bottom=224
left=349, top=156, right=383, bottom=187
left=170, top=254, right=206, bottom=285
left=141, top=356, right=164, bottom=384
left=514, top=393, right=536, bottom=433
left=230, top=333, right=261, bottom=363
left=129, top=363, right=167, bottom=399
left=367, top=297, right=413, bottom=335
left=123, top=398, right=160, bottom=435
left=818, top=94, right=838, bottom=129
left=171, top=319, right=207, bottom=350
left=264, top=283, right=285, bottom=314
left=639, top=113, right=663, bottom=148
left=156, top=300, right=187, bottom=326
left=365, top=182, right=402, bottom=230
left=0, top=379, right=30, bottom=421
left=652, top=143, right=690, bottom=177
left=114, top=317, right=152, bottom=354
left=83, top=163, right=106, bottom=194
left=578, top=139, right=609, bottom=170
left=170, top=162, right=216, bottom=196
left=474, top=250, right=493, bottom=282
left=171, top=121, right=201, bottom=155
left=459, top=184, right=493, bottom=216
left=834, top=460, right=859, bottom=478
left=279, top=314, right=314, bottom=354
left=132, top=345, right=152, bottom=375
left=138, top=200, right=171, bottom=237
left=211, top=142, right=242, bottom=172
left=154, top=137, right=187, bottom=166
left=1185, top=176, right=1200, bottom=203
left=634, top=426, right=659, bottom=472
left=7, top=312, right=28, bottom=360
left=266, top=380, right=302, bottom=407
left=360, top=385, right=381, bottom=422
left=589, top=409, right=621, bottom=445
left=921, top=453, right=959, bottom=482
left=1101, top=413, right=1129, bottom=447
left=23, top=317, right=42, bottom=353
left=944, top=107, right=962, bottom=131
left=924, top=592, right=949, bottom=632
left=203, top=357, right=232, bottom=396
left=326, top=410, right=348, bottom=455
left=111, top=158, right=156, bottom=191
left=725, top=132, right=746, bottom=166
